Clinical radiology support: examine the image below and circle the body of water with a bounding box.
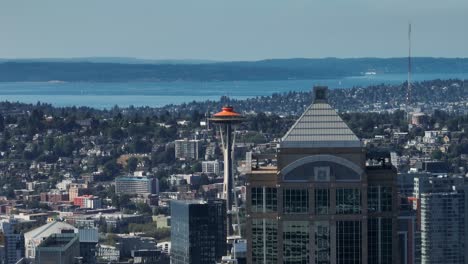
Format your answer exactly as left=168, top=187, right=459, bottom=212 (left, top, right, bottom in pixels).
left=0, top=73, right=466, bottom=109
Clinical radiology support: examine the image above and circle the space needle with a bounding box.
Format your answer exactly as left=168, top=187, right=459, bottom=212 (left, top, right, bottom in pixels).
left=211, top=106, right=244, bottom=238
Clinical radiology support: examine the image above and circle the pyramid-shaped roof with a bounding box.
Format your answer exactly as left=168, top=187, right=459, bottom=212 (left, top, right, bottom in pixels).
left=280, top=86, right=361, bottom=148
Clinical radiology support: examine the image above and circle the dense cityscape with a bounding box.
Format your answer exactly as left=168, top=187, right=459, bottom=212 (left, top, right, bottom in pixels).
left=1, top=0, right=467, bottom=263
left=0, top=79, right=465, bottom=263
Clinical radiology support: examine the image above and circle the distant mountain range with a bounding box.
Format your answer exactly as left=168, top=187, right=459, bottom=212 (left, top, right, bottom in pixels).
left=0, top=57, right=467, bottom=82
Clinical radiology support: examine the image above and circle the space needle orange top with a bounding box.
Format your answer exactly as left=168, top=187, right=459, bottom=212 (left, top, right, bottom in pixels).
left=211, top=106, right=244, bottom=123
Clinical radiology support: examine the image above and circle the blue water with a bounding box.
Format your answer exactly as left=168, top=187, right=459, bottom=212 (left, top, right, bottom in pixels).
left=0, top=73, right=466, bottom=109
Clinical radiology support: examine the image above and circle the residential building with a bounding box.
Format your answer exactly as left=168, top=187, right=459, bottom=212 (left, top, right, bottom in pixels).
left=175, top=139, right=200, bottom=160
left=171, top=200, right=226, bottom=264
left=73, top=195, right=101, bottom=209
left=115, top=176, right=158, bottom=195
left=202, top=160, right=222, bottom=175
left=245, top=87, right=399, bottom=264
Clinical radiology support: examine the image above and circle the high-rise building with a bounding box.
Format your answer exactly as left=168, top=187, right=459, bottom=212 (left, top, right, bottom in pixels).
left=175, top=139, right=201, bottom=160
left=420, top=192, right=465, bottom=264
left=413, top=175, right=468, bottom=264
left=35, top=233, right=80, bottom=264
left=246, top=86, right=399, bottom=264
left=0, top=218, right=24, bottom=264
left=171, top=200, right=226, bottom=264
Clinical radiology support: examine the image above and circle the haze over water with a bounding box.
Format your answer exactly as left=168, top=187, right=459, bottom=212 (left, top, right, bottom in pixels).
left=0, top=73, right=467, bottom=109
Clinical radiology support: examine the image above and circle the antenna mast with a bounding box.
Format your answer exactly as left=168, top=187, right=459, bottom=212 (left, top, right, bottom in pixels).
left=406, top=23, right=412, bottom=121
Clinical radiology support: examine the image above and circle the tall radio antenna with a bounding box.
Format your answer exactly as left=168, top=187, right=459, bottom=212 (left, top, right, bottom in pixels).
left=406, top=22, right=412, bottom=121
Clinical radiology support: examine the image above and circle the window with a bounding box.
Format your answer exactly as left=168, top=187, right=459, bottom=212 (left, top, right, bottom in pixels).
left=265, top=187, right=277, bottom=212
left=252, top=219, right=278, bottom=263
left=367, top=219, right=379, bottom=264
left=315, top=189, right=330, bottom=215
left=283, top=221, right=309, bottom=264
left=368, top=186, right=379, bottom=213
left=315, top=221, right=330, bottom=264
left=251, top=187, right=277, bottom=213
left=368, top=218, right=393, bottom=264
left=283, top=189, right=309, bottom=214
left=337, top=221, right=362, bottom=264
left=314, top=166, right=330, bottom=181
left=336, top=188, right=361, bottom=214
left=381, top=187, right=392, bottom=212
left=381, top=218, right=393, bottom=264
left=251, top=187, right=263, bottom=212
left=368, top=186, right=393, bottom=213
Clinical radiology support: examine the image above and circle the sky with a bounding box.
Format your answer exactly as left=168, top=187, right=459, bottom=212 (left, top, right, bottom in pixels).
left=1, top=0, right=467, bottom=61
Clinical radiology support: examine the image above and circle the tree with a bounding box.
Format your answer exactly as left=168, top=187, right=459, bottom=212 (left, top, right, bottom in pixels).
left=431, top=149, right=443, bottom=160
left=136, top=202, right=152, bottom=215
left=103, top=160, right=120, bottom=180
left=127, top=157, right=138, bottom=172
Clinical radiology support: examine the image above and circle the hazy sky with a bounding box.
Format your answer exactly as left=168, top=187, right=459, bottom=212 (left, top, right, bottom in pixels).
left=1, top=0, right=467, bottom=60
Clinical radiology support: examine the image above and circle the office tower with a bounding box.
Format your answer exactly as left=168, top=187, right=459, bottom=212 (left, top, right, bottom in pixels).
left=35, top=233, right=80, bottom=264
left=171, top=200, right=226, bottom=264
left=413, top=175, right=468, bottom=264
left=0, top=218, right=24, bottom=264
left=246, top=86, right=399, bottom=264
left=396, top=172, right=422, bottom=264
left=175, top=139, right=201, bottom=160
left=115, top=176, right=158, bottom=195
left=24, top=221, right=77, bottom=259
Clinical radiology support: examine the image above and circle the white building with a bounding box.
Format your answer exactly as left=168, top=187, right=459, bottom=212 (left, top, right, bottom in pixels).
left=115, top=176, right=158, bottom=195
left=97, top=244, right=120, bottom=261
left=175, top=139, right=200, bottom=160
left=202, top=160, right=221, bottom=175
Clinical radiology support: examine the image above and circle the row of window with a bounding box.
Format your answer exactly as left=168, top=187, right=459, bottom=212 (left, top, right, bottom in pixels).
left=251, top=186, right=392, bottom=214
left=252, top=220, right=369, bottom=264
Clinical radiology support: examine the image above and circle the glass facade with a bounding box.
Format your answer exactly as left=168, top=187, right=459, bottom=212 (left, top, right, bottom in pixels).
left=315, top=189, right=330, bottom=215
left=265, top=187, right=278, bottom=212
left=252, top=219, right=278, bottom=264
left=170, top=200, right=226, bottom=264
left=315, top=221, right=331, bottom=264
left=368, top=186, right=393, bottom=213
left=283, top=221, right=309, bottom=264
left=251, top=187, right=263, bottom=212
left=367, top=218, right=378, bottom=264
left=336, top=188, right=361, bottom=214
left=336, top=220, right=362, bottom=264
left=283, top=189, right=309, bottom=214
left=368, top=218, right=393, bottom=264
left=368, top=186, right=379, bottom=213
left=251, top=187, right=277, bottom=213
left=381, top=218, right=393, bottom=264
left=380, top=187, right=392, bottom=212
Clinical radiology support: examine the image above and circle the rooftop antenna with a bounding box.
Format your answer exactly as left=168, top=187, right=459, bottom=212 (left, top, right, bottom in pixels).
left=406, top=22, right=412, bottom=122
